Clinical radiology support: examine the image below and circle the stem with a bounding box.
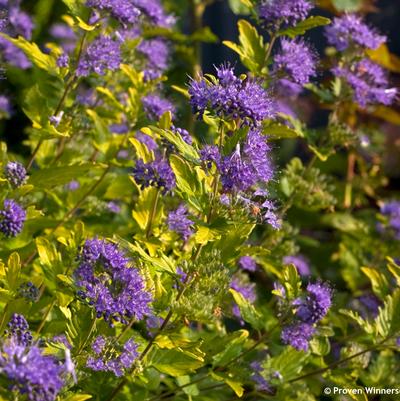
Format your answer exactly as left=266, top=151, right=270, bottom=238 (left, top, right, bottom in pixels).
left=344, top=152, right=356, bottom=209
left=146, top=189, right=161, bottom=239
left=36, top=299, right=56, bottom=334
left=264, top=33, right=277, bottom=67
left=0, top=302, right=9, bottom=332
left=76, top=317, right=97, bottom=355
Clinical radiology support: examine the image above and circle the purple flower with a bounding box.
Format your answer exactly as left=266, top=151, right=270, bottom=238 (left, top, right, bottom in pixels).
left=167, top=205, right=193, bottom=241
left=358, top=294, right=381, bottom=318
left=136, top=131, right=158, bottom=150
left=281, top=322, right=315, bottom=351
left=200, top=145, right=221, bottom=169
left=132, top=159, right=176, bottom=194
left=77, top=35, right=121, bottom=77
left=0, top=199, right=26, bottom=237
left=325, top=14, right=385, bottom=51
left=0, top=95, right=12, bottom=116
left=87, top=0, right=141, bottom=25
left=0, top=339, right=64, bottom=401
left=220, top=130, right=273, bottom=192
left=109, top=122, right=129, bottom=134
left=87, top=336, right=139, bottom=377
left=250, top=361, right=273, bottom=392
left=18, top=282, right=39, bottom=302
left=238, top=256, right=257, bottom=272
left=4, top=161, right=27, bottom=188
left=380, top=201, right=400, bottom=239
left=257, top=0, right=313, bottom=29
left=66, top=180, right=80, bottom=191
left=171, top=125, right=192, bottom=145
left=49, top=23, right=77, bottom=54
left=8, top=6, right=34, bottom=39
left=333, top=59, right=397, bottom=107
left=56, top=53, right=69, bottom=68
left=231, top=273, right=256, bottom=322
left=107, top=201, right=121, bottom=214
left=132, top=0, right=176, bottom=28
left=5, top=314, right=32, bottom=346
left=142, top=93, right=176, bottom=121
left=283, top=255, right=310, bottom=276
left=273, top=39, right=317, bottom=94
left=74, top=238, right=153, bottom=325
left=137, top=38, right=170, bottom=80
left=189, top=64, right=275, bottom=127
left=294, top=281, right=332, bottom=324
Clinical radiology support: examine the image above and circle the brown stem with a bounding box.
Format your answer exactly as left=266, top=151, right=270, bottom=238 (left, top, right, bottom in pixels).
left=36, top=299, right=56, bottom=334
left=344, top=152, right=356, bottom=209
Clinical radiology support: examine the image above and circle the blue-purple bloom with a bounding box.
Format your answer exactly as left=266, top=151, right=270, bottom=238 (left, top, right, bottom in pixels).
left=49, top=23, right=77, bottom=54
left=4, top=161, right=27, bottom=188
left=74, top=238, right=152, bottom=325
left=167, top=205, right=193, bottom=241
left=0, top=199, right=26, bottom=237
left=200, top=145, right=221, bottom=169
left=238, top=256, right=257, bottom=272
left=56, top=53, right=69, bottom=68
left=137, top=38, right=170, bottom=80
left=133, top=0, right=176, bottom=28
left=0, top=338, right=65, bottom=401
left=273, top=39, right=317, bottom=95
left=325, top=14, right=386, bottom=51
left=142, top=93, right=176, bottom=121
left=189, top=64, right=275, bottom=127
left=380, top=201, right=400, bottom=239
left=87, top=335, right=139, bottom=377
left=0, top=95, right=12, bottom=117
left=132, top=159, right=176, bottom=194
left=18, top=282, right=40, bottom=302
left=250, top=361, right=275, bottom=392
left=171, top=125, right=192, bottom=145
left=5, top=314, right=32, bottom=346
left=333, top=59, right=397, bottom=107
left=281, top=322, right=315, bottom=351
left=77, top=35, right=121, bottom=77
left=294, top=281, right=332, bottom=324
left=136, top=131, right=158, bottom=151
left=283, top=255, right=310, bottom=276
left=86, top=0, right=141, bottom=25
left=257, top=0, right=313, bottom=29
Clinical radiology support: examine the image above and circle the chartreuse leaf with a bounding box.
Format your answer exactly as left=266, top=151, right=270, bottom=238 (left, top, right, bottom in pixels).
left=210, top=371, right=245, bottom=397
left=230, top=289, right=264, bottom=329
left=228, top=0, right=251, bottom=14
left=278, top=16, right=331, bottom=38
left=361, top=267, right=390, bottom=299
left=149, top=348, right=205, bottom=377
left=281, top=264, right=302, bottom=301
left=387, top=257, right=400, bottom=286
left=223, top=20, right=267, bottom=74
left=262, top=121, right=303, bottom=140
left=339, top=309, right=374, bottom=335
left=6, top=252, right=21, bottom=291
left=375, top=289, right=400, bottom=338
left=62, top=394, right=92, bottom=401
left=0, top=34, right=59, bottom=75
left=265, top=348, right=309, bottom=381
left=29, top=164, right=102, bottom=189
left=132, top=187, right=163, bottom=232
left=212, top=330, right=248, bottom=367
left=367, top=44, right=400, bottom=73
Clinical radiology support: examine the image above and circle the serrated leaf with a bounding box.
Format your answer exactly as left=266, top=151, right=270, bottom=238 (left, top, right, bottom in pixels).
left=278, top=16, right=331, bottom=39
left=361, top=267, right=389, bottom=299
left=375, top=290, right=400, bottom=338
left=230, top=289, right=264, bottom=329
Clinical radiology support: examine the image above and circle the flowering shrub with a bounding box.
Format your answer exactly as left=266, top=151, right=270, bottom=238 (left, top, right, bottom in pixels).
left=0, top=0, right=400, bottom=400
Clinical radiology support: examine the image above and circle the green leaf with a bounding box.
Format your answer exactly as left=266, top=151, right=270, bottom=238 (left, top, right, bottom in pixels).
left=149, top=348, right=204, bottom=377
left=375, top=290, right=400, bottom=338
left=212, top=330, right=249, bottom=367
left=339, top=309, right=374, bottom=335
left=86, top=109, right=110, bottom=143
left=6, top=252, right=21, bottom=291
left=278, top=16, right=331, bottom=39
left=228, top=0, right=251, bottom=15
left=0, top=34, right=59, bottom=75
left=361, top=267, right=390, bottom=299
left=230, top=289, right=264, bottom=329
left=265, top=348, right=309, bottom=381
left=281, top=264, right=302, bottom=300
left=223, top=20, right=267, bottom=73
left=332, top=0, right=362, bottom=12
left=262, top=122, right=303, bottom=140
left=62, top=395, right=92, bottom=401
left=132, top=187, right=162, bottom=232
left=29, top=164, right=102, bottom=188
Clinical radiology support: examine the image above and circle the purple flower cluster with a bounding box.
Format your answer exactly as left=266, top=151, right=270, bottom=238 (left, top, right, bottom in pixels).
left=87, top=0, right=141, bottom=25
left=18, top=282, right=40, bottom=302
left=133, top=0, right=176, bottom=28
left=171, top=125, right=193, bottom=145
left=0, top=0, right=34, bottom=69
left=136, top=131, right=158, bottom=151
left=0, top=338, right=64, bottom=401
left=220, top=130, right=273, bottom=192
left=281, top=281, right=332, bottom=351
left=257, top=0, right=313, bottom=29
left=325, top=14, right=385, bottom=51
left=0, top=199, right=26, bottom=237
left=380, top=201, right=400, bottom=239
left=49, top=23, right=77, bottom=54
left=132, top=159, right=176, bottom=194
left=273, top=39, right=317, bottom=95
left=137, top=38, right=170, bottom=80
left=294, top=281, right=332, bottom=324
left=189, top=65, right=275, bottom=127
left=200, top=145, right=221, bottom=169
left=333, top=59, right=397, bottom=107
left=4, top=161, right=27, bottom=188
left=281, top=322, right=315, bottom=352
left=250, top=361, right=272, bottom=392
left=238, top=256, right=257, bottom=272
left=5, top=314, right=32, bottom=346
left=283, top=255, right=310, bottom=276
left=74, top=238, right=153, bottom=325
left=77, top=35, right=121, bottom=77
left=143, top=93, right=176, bottom=121
left=167, top=205, right=194, bottom=241
left=87, top=336, right=139, bottom=377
